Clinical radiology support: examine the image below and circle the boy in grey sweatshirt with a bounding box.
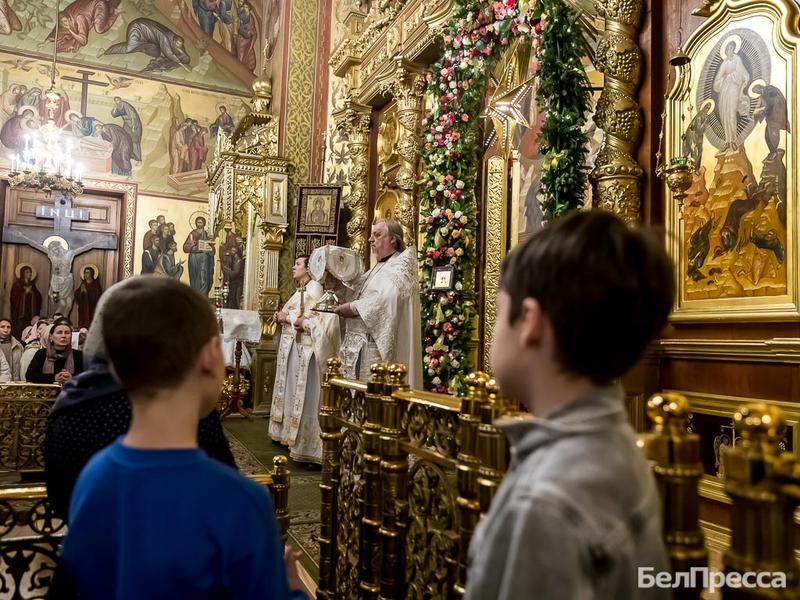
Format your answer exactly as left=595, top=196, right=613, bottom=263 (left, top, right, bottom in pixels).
left=466, top=210, right=674, bottom=600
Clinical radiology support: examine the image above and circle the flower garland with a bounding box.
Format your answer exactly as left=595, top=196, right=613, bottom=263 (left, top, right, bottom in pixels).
left=419, top=0, right=589, bottom=393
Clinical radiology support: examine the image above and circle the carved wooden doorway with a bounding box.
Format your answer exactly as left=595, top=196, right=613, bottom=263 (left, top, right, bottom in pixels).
left=0, top=182, right=127, bottom=334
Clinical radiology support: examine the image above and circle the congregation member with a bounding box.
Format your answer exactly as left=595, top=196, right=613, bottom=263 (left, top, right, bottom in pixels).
left=59, top=276, right=306, bottom=599
left=464, top=210, right=673, bottom=600
left=270, top=251, right=340, bottom=464
left=44, top=279, right=236, bottom=520
left=20, top=319, right=50, bottom=380
left=25, top=320, right=84, bottom=385
left=0, top=318, right=24, bottom=380
left=333, top=218, right=423, bottom=387
left=21, top=315, right=42, bottom=344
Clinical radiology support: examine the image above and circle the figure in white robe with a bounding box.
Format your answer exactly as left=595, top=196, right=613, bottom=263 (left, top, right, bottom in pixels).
left=334, top=219, right=423, bottom=388
left=269, top=257, right=339, bottom=463
left=713, top=41, right=751, bottom=151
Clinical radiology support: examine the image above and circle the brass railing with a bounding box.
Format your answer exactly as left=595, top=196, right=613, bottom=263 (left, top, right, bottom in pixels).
left=0, top=383, right=61, bottom=472
left=318, top=359, right=512, bottom=600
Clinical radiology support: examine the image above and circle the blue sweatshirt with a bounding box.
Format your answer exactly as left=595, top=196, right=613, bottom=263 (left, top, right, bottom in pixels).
left=61, top=439, right=305, bottom=599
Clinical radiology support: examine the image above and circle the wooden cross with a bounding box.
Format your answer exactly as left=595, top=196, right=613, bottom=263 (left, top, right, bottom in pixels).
left=3, top=193, right=117, bottom=260
left=61, top=70, right=108, bottom=116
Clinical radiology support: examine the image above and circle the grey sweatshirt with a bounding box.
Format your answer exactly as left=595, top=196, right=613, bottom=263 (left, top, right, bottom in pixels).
left=465, top=386, right=671, bottom=600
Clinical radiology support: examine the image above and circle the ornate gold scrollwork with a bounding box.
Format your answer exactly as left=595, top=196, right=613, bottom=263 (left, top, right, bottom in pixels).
left=0, top=385, right=59, bottom=472
left=406, top=459, right=459, bottom=599
left=591, top=0, right=645, bottom=224
left=335, top=102, right=373, bottom=257
left=336, top=429, right=365, bottom=599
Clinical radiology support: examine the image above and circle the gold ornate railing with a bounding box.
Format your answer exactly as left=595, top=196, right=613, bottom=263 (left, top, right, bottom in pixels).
left=318, top=359, right=512, bottom=600
left=0, top=383, right=61, bottom=472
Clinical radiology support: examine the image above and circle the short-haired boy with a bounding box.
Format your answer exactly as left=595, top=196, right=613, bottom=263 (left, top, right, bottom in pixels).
left=60, top=276, right=305, bottom=599
left=466, top=210, right=674, bottom=599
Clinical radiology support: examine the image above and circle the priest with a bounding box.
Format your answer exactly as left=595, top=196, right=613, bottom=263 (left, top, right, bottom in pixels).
left=334, top=218, right=423, bottom=388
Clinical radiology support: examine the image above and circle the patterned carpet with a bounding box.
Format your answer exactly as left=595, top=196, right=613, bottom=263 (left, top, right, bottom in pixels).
left=223, top=418, right=322, bottom=581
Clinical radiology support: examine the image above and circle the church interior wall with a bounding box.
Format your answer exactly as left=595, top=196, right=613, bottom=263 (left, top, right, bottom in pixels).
left=634, top=0, right=800, bottom=546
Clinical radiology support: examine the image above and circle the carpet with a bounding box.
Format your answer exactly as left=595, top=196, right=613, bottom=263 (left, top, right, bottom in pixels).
left=224, top=418, right=322, bottom=581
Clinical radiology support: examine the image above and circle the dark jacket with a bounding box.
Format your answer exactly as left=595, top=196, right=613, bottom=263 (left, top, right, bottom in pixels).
left=26, top=348, right=84, bottom=384
left=44, top=358, right=238, bottom=521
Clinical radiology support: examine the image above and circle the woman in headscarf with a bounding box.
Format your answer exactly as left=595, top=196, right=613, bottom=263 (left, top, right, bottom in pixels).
left=20, top=319, right=50, bottom=380
left=43, top=277, right=237, bottom=521
left=25, top=320, right=84, bottom=384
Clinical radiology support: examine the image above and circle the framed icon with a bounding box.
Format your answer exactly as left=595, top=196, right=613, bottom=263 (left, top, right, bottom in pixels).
left=432, top=266, right=455, bottom=291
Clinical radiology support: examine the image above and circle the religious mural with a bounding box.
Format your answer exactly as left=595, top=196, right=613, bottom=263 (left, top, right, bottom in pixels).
left=133, top=194, right=209, bottom=289
left=667, top=1, right=799, bottom=320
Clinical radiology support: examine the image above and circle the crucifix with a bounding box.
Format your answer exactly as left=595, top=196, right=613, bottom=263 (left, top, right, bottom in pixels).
left=61, top=69, right=108, bottom=116
left=3, top=193, right=118, bottom=316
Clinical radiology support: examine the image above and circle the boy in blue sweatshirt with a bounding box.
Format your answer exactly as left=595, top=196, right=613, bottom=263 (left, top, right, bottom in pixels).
left=60, top=276, right=305, bottom=599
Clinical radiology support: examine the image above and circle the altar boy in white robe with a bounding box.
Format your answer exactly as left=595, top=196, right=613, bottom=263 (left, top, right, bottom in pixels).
left=334, top=218, right=423, bottom=389
left=269, top=255, right=340, bottom=464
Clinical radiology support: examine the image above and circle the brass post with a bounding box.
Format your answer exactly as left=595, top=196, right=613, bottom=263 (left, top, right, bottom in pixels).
left=360, top=363, right=388, bottom=599
left=476, top=377, right=508, bottom=516
left=271, top=455, right=291, bottom=545
left=379, top=363, right=410, bottom=600
left=454, top=371, right=489, bottom=597
left=722, top=403, right=800, bottom=599
left=318, top=357, right=343, bottom=599
left=641, top=392, right=706, bottom=598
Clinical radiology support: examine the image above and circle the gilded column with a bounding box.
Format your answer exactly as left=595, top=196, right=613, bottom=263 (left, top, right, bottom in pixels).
left=335, top=101, right=372, bottom=257
left=392, top=65, right=425, bottom=246
left=259, top=222, right=288, bottom=339
left=591, top=0, right=645, bottom=224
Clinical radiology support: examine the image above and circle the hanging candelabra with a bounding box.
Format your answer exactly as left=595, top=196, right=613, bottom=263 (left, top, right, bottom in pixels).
left=7, top=0, right=83, bottom=196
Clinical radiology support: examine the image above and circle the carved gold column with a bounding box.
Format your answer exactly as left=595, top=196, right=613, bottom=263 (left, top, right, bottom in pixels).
left=334, top=100, right=372, bottom=257
left=591, top=0, right=645, bottom=224
left=206, top=75, right=290, bottom=414
left=392, top=63, right=425, bottom=246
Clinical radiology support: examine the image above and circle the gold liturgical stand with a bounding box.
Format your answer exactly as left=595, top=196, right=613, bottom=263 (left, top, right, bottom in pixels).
left=206, top=76, right=290, bottom=415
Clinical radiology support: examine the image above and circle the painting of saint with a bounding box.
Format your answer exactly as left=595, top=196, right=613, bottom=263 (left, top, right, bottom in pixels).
left=9, top=264, right=42, bottom=337
left=192, top=0, right=231, bottom=38
left=209, top=105, right=234, bottom=137
left=0, top=1, right=21, bottom=36
left=170, top=118, right=207, bottom=173
left=220, top=233, right=244, bottom=309
left=39, top=89, right=71, bottom=127
left=100, top=18, right=191, bottom=73
left=47, top=0, right=122, bottom=52
left=0, top=107, right=36, bottom=150
left=155, top=242, right=185, bottom=279
left=713, top=38, right=751, bottom=151
left=142, top=219, right=160, bottom=255
left=234, top=2, right=257, bottom=72
left=183, top=215, right=214, bottom=297
left=0, top=84, right=26, bottom=125
left=98, top=123, right=133, bottom=176
left=111, top=97, right=143, bottom=161
left=306, top=197, right=329, bottom=226
left=679, top=27, right=788, bottom=304
left=75, top=265, right=103, bottom=329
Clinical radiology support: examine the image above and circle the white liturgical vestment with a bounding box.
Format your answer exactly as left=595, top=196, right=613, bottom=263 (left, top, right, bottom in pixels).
left=339, top=247, right=423, bottom=388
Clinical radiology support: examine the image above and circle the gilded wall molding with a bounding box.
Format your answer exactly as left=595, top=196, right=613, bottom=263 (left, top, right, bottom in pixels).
left=82, top=178, right=138, bottom=279
left=591, top=0, right=645, bottom=224
left=483, top=156, right=508, bottom=371
left=654, top=338, right=800, bottom=364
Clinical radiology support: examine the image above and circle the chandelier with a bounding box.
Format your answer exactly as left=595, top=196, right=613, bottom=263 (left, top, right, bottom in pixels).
left=7, top=0, right=83, bottom=196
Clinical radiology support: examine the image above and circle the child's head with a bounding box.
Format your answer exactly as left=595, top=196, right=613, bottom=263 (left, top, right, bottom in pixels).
left=102, top=277, right=223, bottom=414
left=492, top=210, right=674, bottom=403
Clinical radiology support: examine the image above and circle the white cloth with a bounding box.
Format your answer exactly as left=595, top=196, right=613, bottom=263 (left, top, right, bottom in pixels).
left=220, top=309, right=261, bottom=368
left=269, top=280, right=341, bottom=463
left=339, top=247, right=423, bottom=388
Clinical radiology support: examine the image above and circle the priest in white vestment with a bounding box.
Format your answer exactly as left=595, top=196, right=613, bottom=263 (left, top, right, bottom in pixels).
left=269, top=255, right=340, bottom=463
left=334, top=218, right=423, bottom=388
